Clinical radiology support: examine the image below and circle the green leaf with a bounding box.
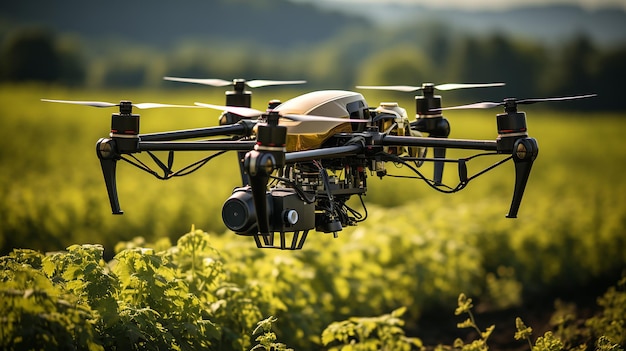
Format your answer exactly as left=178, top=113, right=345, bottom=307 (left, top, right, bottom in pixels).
left=481, top=325, right=495, bottom=340
left=457, top=318, right=474, bottom=329
left=514, top=317, right=533, bottom=340
left=533, top=331, right=564, bottom=351
left=455, top=293, right=474, bottom=316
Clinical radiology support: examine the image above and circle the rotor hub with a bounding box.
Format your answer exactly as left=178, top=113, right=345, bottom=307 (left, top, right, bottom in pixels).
left=496, top=111, right=528, bottom=152
left=415, top=94, right=442, bottom=117
left=503, top=98, right=518, bottom=113
left=119, top=101, right=133, bottom=115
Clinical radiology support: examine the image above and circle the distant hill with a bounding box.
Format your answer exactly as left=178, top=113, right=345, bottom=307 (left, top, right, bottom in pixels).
left=3, top=0, right=624, bottom=50
left=0, top=0, right=370, bottom=49
left=303, top=1, right=626, bottom=47
left=2, top=0, right=624, bottom=111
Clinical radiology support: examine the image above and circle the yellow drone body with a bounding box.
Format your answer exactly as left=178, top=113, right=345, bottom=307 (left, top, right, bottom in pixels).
left=273, top=90, right=369, bottom=151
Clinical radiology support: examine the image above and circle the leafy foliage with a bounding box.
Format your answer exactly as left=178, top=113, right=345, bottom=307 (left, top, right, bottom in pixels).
left=547, top=275, right=626, bottom=350
left=0, top=249, right=103, bottom=351
left=515, top=317, right=566, bottom=351
left=585, top=276, right=626, bottom=346
left=321, top=307, right=423, bottom=351
left=1, top=230, right=263, bottom=350
left=2, top=233, right=626, bottom=350
left=251, top=316, right=293, bottom=351
left=452, top=294, right=495, bottom=351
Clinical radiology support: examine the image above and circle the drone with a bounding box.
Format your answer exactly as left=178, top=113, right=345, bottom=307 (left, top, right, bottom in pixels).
left=42, top=78, right=596, bottom=250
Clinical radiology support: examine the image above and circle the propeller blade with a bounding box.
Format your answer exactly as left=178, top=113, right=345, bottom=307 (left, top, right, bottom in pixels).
left=194, top=102, right=264, bottom=118
left=434, top=82, right=505, bottom=91
left=195, top=102, right=370, bottom=123
left=356, top=85, right=421, bottom=92
left=163, top=77, right=232, bottom=87
left=357, top=82, right=505, bottom=93
left=41, top=99, right=117, bottom=108
left=435, top=101, right=503, bottom=111
left=435, top=93, right=597, bottom=112
left=281, top=114, right=369, bottom=124
left=42, top=99, right=197, bottom=110
left=132, top=102, right=199, bottom=109
left=165, top=77, right=306, bottom=89
left=246, top=79, right=307, bottom=88
left=517, top=94, right=597, bottom=105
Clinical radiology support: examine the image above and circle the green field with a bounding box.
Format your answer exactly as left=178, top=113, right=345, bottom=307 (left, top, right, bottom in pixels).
left=1, top=84, right=626, bottom=349
left=2, top=84, right=624, bottom=255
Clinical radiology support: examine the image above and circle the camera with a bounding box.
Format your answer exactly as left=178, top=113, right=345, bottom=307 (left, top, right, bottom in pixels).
left=222, top=186, right=315, bottom=235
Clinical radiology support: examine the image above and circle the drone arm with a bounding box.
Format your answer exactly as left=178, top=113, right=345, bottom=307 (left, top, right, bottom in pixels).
left=96, top=123, right=256, bottom=215
left=139, top=120, right=255, bottom=141
left=382, top=135, right=498, bottom=151
left=285, top=144, right=364, bottom=163
left=138, top=140, right=256, bottom=152
left=385, top=134, right=538, bottom=218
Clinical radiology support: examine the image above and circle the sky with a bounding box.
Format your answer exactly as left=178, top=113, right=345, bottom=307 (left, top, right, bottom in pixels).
left=306, top=0, right=626, bottom=11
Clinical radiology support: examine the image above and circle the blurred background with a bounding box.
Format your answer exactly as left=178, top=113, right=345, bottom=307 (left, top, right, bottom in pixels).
left=1, top=0, right=625, bottom=259
left=1, top=0, right=626, bottom=257
left=1, top=0, right=625, bottom=109
left=1, top=2, right=626, bottom=347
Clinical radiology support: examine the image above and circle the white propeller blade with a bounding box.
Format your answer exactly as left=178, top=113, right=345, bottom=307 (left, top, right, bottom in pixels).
left=194, top=102, right=264, bottom=118
left=41, top=99, right=198, bottom=110
left=435, top=102, right=503, bottom=111
left=163, top=77, right=232, bottom=87
left=356, top=82, right=505, bottom=92
left=245, top=79, right=307, bottom=88
left=434, top=83, right=505, bottom=91
left=517, top=94, right=598, bottom=105
left=356, top=85, right=421, bottom=92
left=194, top=102, right=369, bottom=123
left=164, top=77, right=306, bottom=88
left=41, top=99, right=117, bottom=108
left=435, top=94, right=598, bottom=111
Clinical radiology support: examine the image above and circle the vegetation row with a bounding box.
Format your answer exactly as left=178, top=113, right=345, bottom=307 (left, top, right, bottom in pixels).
left=1, top=230, right=625, bottom=350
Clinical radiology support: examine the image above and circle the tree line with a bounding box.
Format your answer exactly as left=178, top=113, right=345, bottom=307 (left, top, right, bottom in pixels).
left=1, top=24, right=625, bottom=110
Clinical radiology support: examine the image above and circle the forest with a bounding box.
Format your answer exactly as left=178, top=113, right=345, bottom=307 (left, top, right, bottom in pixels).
left=1, top=0, right=625, bottom=110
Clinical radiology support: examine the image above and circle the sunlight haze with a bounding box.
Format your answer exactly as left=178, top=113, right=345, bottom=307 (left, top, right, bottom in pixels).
left=307, top=0, right=626, bottom=10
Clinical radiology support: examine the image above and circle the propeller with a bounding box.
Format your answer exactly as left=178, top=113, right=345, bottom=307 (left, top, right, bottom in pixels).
left=41, top=99, right=197, bottom=110
left=434, top=94, right=598, bottom=111
left=433, top=93, right=596, bottom=218
left=163, top=77, right=307, bottom=89
left=193, top=102, right=370, bottom=124
left=43, top=98, right=202, bottom=215
left=358, top=82, right=505, bottom=185
left=167, top=78, right=305, bottom=185
left=165, top=78, right=306, bottom=186
left=355, top=82, right=505, bottom=92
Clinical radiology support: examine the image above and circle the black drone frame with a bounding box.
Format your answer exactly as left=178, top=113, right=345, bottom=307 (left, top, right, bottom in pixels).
left=46, top=78, right=594, bottom=250
left=94, top=97, right=539, bottom=250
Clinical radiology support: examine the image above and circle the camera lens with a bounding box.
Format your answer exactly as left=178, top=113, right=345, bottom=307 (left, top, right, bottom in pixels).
left=222, top=189, right=256, bottom=234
